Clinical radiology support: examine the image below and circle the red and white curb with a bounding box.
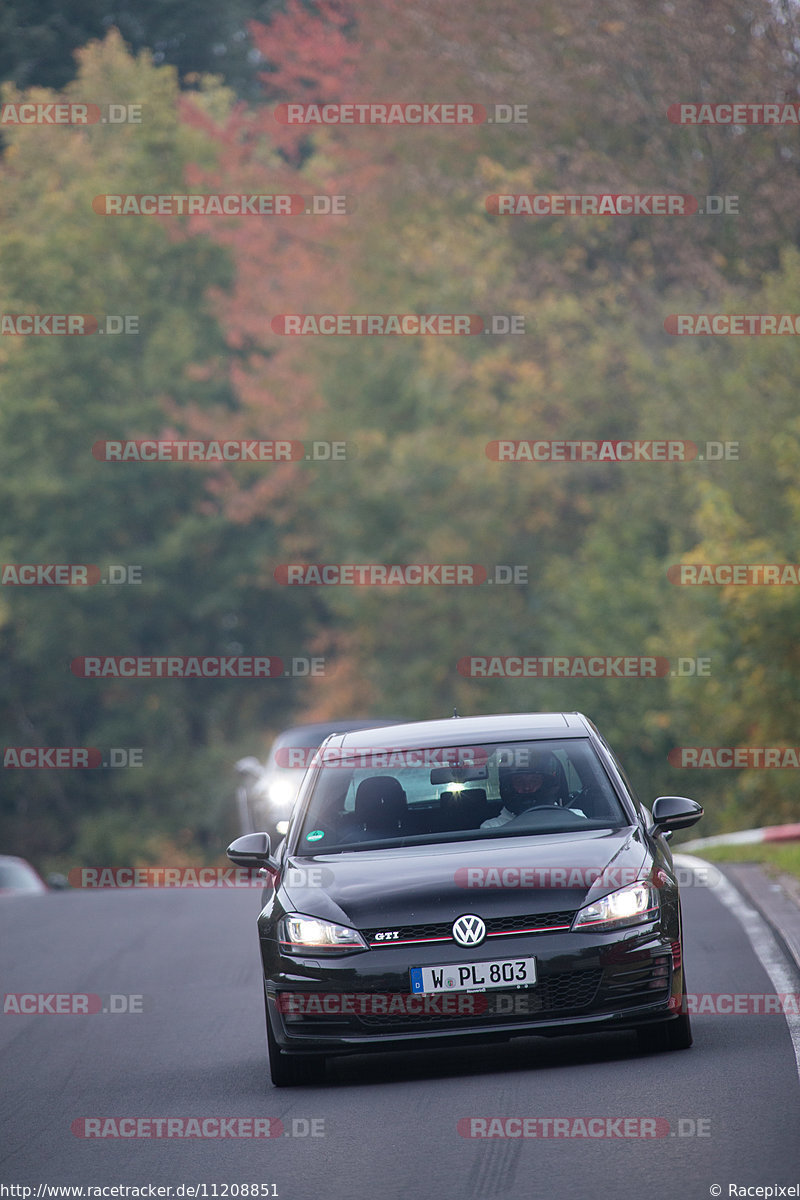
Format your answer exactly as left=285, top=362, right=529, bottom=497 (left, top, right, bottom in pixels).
left=682, top=823, right=800, bottom=851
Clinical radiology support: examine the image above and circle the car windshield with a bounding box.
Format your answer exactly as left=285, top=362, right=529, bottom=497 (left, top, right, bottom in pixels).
left=292, top=738, right=630, bottom=854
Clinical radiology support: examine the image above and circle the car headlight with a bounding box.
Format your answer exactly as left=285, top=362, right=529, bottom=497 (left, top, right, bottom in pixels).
left=572, top=881, right=659, bottom=931
left=254, top=775, right=297, bottom=812
left=278, top=913, right=368, bottom=955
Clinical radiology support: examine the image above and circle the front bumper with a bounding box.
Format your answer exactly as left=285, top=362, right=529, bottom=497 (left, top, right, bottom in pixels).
left=263, top=923, right=683, bottom=1056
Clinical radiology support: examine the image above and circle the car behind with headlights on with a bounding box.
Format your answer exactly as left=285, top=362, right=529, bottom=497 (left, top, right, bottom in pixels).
left=227, top=711, right=702, bottom=1085
left=0, top=855, right=49, bottom=896
left=235, top=718, right=406, bottom=841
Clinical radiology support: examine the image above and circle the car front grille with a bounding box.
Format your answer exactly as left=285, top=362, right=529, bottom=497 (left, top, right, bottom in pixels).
left=363, top=909, right=576, bottom=948
left=355, top=967, right=603, bottom=1028
left=281, top=966, right=604, bottom=1035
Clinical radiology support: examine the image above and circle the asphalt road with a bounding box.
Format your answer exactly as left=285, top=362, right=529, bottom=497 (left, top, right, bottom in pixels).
left=2, top=865, right=799, bottom=1200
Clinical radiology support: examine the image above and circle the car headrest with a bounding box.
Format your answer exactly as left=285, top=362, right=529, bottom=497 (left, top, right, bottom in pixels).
left=439, top=788, right=488, bottom=823
left=354, top=776, right=407, bottom=830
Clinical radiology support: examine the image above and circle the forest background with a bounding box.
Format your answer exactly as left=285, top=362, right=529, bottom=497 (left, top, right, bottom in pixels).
left=2, top=0, right=799, bottom=869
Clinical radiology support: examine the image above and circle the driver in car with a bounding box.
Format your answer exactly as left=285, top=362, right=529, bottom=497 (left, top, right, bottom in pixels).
left=481, top=755, right=563, bottom=829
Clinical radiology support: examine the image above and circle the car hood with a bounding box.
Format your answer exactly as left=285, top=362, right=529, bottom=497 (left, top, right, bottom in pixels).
left=279, top=827, right=650, bottom=929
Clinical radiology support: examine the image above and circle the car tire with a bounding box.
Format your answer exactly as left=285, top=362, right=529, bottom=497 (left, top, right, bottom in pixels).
left=636, top=973, right=692, bottom=1052
left=265, top=994, right=325, bottom=1087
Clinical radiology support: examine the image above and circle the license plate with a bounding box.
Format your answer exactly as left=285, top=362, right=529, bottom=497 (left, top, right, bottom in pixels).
left=409, top=956, right=536, bottom=994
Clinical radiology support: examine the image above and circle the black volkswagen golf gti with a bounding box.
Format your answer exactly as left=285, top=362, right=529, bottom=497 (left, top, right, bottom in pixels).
left=227, top=712, right=703, bottom=1085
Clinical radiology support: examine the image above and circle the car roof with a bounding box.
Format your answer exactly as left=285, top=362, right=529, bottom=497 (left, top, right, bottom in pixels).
left=326, top=712, right=593, bottom=751
left=273, top=719, right=406, bottom=747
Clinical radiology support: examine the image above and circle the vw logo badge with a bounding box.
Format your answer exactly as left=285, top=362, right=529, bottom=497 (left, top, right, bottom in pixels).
left=452, top=914, right=486, bottom=947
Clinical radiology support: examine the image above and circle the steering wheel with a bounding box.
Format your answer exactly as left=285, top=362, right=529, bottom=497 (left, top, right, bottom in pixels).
left=501, top=805, right=588, bottom=829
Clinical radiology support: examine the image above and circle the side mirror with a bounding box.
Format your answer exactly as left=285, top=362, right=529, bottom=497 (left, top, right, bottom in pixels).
left=226, top=831, right=273, bottom=868
left=649, top=796, right=703, bottom=836
left=46, top=872, right=70, bottom=890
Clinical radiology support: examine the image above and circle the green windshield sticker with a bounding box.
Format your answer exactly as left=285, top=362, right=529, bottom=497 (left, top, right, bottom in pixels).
left=306, top=829, right=325, bottom=842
